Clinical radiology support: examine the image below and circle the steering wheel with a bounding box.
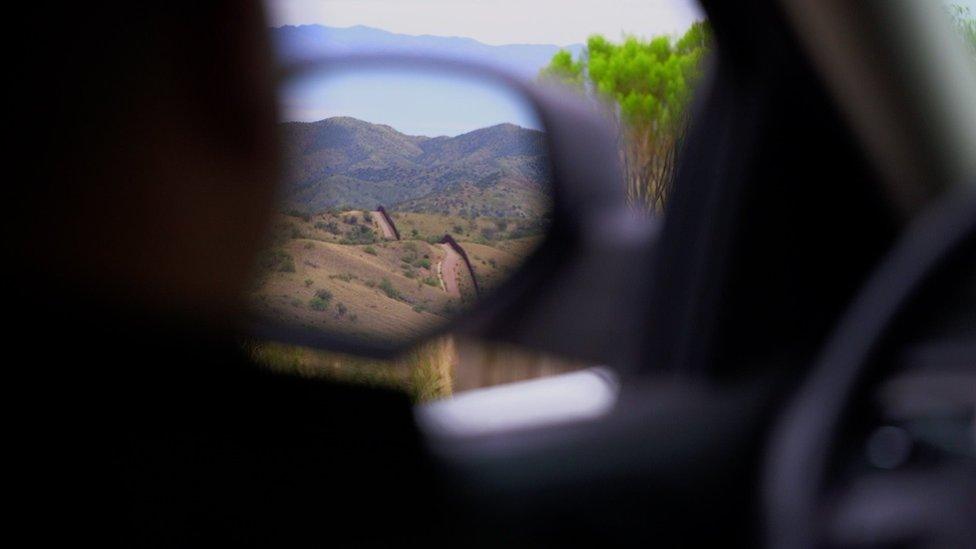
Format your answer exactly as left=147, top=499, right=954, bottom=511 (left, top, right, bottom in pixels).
left=763, top=189, right=976, bottom=548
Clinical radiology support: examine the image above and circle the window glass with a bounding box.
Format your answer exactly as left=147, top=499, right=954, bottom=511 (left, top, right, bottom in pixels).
left=254, top=0, right=708, bottom=401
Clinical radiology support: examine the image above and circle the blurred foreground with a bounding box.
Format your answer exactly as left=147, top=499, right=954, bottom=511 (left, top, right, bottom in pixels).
left=247, top=336, right=587, bottom=401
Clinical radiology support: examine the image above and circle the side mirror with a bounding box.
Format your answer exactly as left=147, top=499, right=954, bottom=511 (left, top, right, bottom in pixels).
left=247, top=54, right=638, bottom=360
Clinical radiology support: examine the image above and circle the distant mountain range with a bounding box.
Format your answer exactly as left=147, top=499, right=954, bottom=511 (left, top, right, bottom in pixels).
left=280, top=117, right=551, bottom=218
left=272, top=24, right=584, bottom=77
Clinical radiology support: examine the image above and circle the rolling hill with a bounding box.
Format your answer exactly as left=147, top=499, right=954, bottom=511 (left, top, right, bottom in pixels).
left=251, top=209, right=544, bottom=345
left=279, top=117, right=552, bottom=218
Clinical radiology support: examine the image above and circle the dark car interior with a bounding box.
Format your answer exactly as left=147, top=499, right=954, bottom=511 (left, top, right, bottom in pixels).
left=14, top=0, right=973, bottom=547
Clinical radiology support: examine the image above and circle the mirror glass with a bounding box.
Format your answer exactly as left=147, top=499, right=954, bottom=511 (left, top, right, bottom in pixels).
left=250, top=66, right=552, bottom=347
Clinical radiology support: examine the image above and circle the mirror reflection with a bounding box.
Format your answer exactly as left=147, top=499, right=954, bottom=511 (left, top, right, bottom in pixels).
left=250, top=68, right=552, bottom=345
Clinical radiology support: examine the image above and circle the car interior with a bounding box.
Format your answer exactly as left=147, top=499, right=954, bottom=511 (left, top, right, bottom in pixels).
left=15, top=0, right=974, bottom=547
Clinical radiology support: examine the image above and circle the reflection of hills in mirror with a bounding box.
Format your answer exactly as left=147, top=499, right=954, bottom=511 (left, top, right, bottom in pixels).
left=252, top=117, right=552, bottom=344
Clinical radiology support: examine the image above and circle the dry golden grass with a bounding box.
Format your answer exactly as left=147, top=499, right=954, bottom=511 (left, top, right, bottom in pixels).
left=247, top=335, right=585, bottom=400
left=246, top=336, right=457, bottom=402
left=253, top=238, right=453, bottom=343
left=463, top=242, right=527, bottom=293
left=252, top=210, right=549, bottom=369
left=392, top=212, right=486, bottom=242
left=492, top=235, right=545, bottom=256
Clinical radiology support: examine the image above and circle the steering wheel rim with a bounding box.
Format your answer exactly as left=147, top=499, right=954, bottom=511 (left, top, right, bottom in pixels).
left=763, top=189, right=976, bottom=548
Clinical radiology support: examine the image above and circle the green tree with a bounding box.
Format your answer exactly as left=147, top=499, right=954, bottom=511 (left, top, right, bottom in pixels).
left=541, top=22, right=711, bottom=211
left=949, top=5, right=976, bottom=59
left=539, top=49, right=585, bottom=90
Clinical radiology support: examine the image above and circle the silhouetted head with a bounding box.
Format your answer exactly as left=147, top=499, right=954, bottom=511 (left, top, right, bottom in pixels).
left=14, top=2, right=280, bottom=326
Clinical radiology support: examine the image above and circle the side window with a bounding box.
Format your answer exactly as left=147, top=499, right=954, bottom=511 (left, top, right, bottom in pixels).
left=254, top=0, right=708, bottom=401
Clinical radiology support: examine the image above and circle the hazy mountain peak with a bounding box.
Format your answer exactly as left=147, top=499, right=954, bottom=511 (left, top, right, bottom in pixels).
left=272, top=24, right=584, bottom=77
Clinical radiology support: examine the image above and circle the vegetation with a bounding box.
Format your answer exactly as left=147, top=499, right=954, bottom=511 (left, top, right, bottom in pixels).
left=339, top=225, right=377, bottom=245
left=258, top=249, right=296, bottom=273
left=315, top=220, right=341, bottom=234
left=278, top=117, right=550, bottom=218
left=309, top=288, right=333, bottom=311
left=245, top=338, right=455, bottom=402
left=949, top=4, right=976, bottom=59
left=541, top=22, right=711, bottom=212
left=378, top=277, right=400, bottom=300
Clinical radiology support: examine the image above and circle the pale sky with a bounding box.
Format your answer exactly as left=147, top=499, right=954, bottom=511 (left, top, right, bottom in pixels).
left=267, top=0, right=705, bottom=46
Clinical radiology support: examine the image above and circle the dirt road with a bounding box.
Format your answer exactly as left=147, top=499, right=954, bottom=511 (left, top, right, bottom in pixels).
left=438, top=243, right=462, bottom=298
left=374, top=210, right=397, bottom=240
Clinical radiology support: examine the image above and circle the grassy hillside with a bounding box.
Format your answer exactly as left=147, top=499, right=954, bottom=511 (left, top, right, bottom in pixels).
left=391, top=211, right=548, bottom=243
left=251, top=208, right=547, bottom=344
left=249, top=204, right=568, bottom=398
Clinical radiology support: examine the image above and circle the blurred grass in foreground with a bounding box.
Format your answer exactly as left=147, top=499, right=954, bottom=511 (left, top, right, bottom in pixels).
left=245, top=336, right=586, bottom=402
left=246, top=337, right=455, bottom=402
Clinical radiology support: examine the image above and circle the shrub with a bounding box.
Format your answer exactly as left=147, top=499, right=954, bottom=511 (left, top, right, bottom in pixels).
left=344, top=215, right=358, bottom=225
left=416, top=258, right=431, bottom=269
left=336, top=302, right=348, bottom=316
left=304, top=279, right=314, bottom=287
left=315, top=221, right=341, bottom=235
left=423, top=277, right=439, bottom=287
left=304, top=242, right=314, bottom=249
left=314, top=288, right=333, bottom=303
left=362, top=212, right=373, bottom=223
left=258, top=249, right=295, bottom=273
left=364, top=246, right=377, bottom=255
left=309, top=296, right=329, bottom=311
left=379, top=278, right=400, bottom=300
left=340, top=225, right=377, bottom=245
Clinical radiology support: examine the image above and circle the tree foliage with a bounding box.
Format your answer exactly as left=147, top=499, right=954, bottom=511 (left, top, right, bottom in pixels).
left=541, top=22, right=711, bottom=212
left=949, top=4, right=976, bottom=59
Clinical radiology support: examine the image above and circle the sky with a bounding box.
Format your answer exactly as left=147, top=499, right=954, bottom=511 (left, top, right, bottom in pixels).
left=268, top=1, right=706, bottom=135
left=267, top=0, right=705, bottom=46
left=269, top=0, right=975, bottom=135
left=282, top=69, right=541, bottom=136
